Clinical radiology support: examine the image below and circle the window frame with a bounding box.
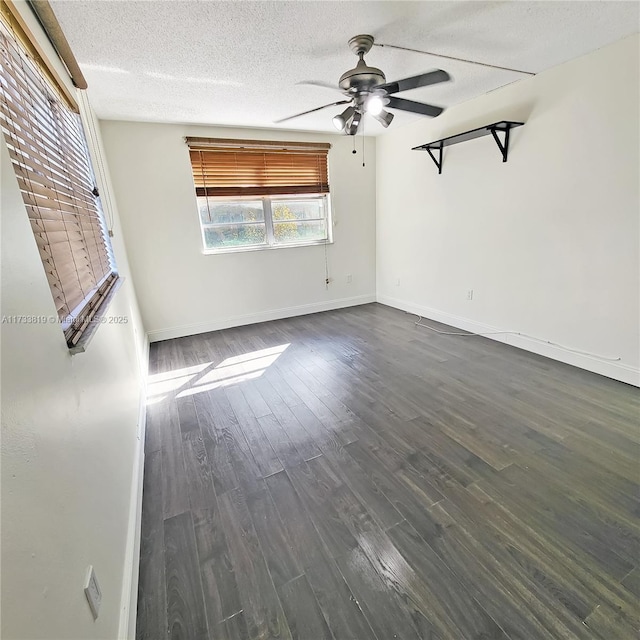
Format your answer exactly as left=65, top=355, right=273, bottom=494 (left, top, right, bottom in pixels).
left=198, top=192, right=333, bottom=255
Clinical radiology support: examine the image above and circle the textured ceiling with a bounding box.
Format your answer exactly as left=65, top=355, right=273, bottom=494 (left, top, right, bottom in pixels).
left=50, top=1, right=639, bottom=135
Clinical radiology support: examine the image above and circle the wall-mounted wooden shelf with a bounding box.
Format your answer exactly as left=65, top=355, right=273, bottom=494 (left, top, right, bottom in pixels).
left=412, top=120, right=524, bottom=174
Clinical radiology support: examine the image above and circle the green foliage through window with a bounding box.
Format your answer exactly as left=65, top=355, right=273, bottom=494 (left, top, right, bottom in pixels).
left=198, top=196, right=329, bottom=251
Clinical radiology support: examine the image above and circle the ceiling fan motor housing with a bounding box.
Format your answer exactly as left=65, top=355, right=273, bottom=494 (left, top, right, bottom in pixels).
left=339, top=34, right=386, bottom=94
left=339, top=59, right=386, bottom=93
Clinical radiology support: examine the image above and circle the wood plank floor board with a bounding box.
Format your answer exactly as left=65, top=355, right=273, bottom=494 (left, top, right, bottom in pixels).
left=302, top=455, right=503, bottom=639
left=319, top=445, right=405, bottom=530
left=240, top=381, right=273, bottom=420
left=223, top=611, right=251, bottom=640
left=192, top=507, right=243, bottom=628
left=387, top=519, right=509, bottom=639
left=225, top=386, right=283, bottom=479
left=287, top=402, right=346, bottom=456
left=460, top=484, right=640, bottom=638
left=193, top=391, right=239, bottom=496
left=517, top=440, right=640, bottom=528
left=138, top=303, right=639, bottom=640
left=559, top=432, right=639, bottom=484
left=136, top=450, right=168, bottom=640
left=262, top=368, right=304, bottom=409
left=304, top=555, right=379, bottom=640
left=177, top=395, right=200, bottom=434
left=246, top=482, right=303, bottom=588
left=164, top=511, right=209, bottom=640
left=621, top=567, right=640, bottom=598
left=425, top=501, right=592, bottom=640
left=433, top=483, right=630, bottom=638
left=144, top=400, right=163, bottom=455
left=287, top=459, right=361, bottom=559
left=253, top=377, right=322, bottom=462
left=257, top=413, right=305, bottom=470
left=338, top=545, right=439, bottom=640
left=273, top=365, right=355, bottom=437
left=577, top=418, right=640, bottom=452
left=344, top=439, right=445, bottom=544
left=461, top=484, right=634, bottom=625
left=181, top=428, right=217, bottom=511
left=276, top=575, right=334, bottom=640
left=162, top=401, right=191, bottom=520
left=488, top=463, right=636, bottom=577
left=264, top=469, right=332, bottom=571
left=405, top=416, right=498, bottom=487
left=217, top=488, right=293, bottom=640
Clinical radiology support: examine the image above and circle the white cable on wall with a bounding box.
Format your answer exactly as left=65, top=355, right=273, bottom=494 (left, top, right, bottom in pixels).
left=409, top=313, right=622, bottom=362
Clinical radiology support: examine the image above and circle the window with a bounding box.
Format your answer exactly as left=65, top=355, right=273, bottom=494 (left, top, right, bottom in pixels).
left=187, top=137, right=332, bottom=252
left=0, top=8, right=117, bottom=348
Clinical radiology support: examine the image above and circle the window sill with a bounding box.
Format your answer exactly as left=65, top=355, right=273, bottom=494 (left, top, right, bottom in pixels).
left=202, top=239, right=334, bottom=256
left=68, top=276, right=125, bottom=355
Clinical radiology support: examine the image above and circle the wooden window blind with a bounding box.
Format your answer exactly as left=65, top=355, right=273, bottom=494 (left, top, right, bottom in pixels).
left=186, top=137, right=331, bottom=197
left=0, top=14, right=117, bottom=347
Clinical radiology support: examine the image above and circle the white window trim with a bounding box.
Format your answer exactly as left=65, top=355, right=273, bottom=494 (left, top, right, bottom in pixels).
left=199, top=194, right=334, bottom=255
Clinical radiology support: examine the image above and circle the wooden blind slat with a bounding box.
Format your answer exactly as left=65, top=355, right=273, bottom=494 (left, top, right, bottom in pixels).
left=7, top=143, right=97, bottom=202
left=17, top=175, right=95, bottom=210
left=2, top=111, right=95, bottom=183
left=0, top=16, right=117, bottom=346
left=188, top=142, right=330, bottom=197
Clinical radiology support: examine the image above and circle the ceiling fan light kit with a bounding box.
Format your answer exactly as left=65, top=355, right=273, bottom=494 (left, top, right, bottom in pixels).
left=374, top=110, right=394, bottom=128
left=333, top=105, right=355, bottom=131
left=366, top=95, right=385, bottom=116
left=346, top=110, right=362, bottom=136
left=276, top=34, right=451, bottom=135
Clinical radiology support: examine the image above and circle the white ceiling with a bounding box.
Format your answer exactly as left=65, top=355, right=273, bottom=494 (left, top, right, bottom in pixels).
left=50, top=1, right=639, bottom=135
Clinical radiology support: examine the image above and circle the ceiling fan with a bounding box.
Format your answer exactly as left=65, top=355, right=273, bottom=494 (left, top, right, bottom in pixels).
left=275, top=34, right=451, bottom=135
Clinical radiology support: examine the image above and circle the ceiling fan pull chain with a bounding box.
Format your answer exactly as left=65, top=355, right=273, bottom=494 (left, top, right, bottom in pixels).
left=362, top=120, right=365, bottom=167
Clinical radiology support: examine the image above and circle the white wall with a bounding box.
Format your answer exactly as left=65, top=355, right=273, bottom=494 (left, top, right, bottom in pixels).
left=0, top=3, right=147, bottom=638
left=100, top=121, right=377, bottom=341
left=376, top=34, right=639, bottom=386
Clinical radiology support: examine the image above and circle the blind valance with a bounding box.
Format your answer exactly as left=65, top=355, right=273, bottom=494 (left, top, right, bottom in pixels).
left=186, top=137, right=331, bottom=197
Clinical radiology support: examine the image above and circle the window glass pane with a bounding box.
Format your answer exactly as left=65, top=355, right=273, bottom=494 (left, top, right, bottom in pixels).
left=198, top=198, right=265, bottom=224
left=271, top=198, right=326, bottom=222
left=273, top=220, right=327, bottom=244
left=203, top=223, right=267, bottom=249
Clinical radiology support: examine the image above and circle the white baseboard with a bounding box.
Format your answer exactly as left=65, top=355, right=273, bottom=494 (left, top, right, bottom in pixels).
left=118, top=337, right=149, bottom=639
left=377, top=294, right=639, bottom=387
left=147, top=294, right=377, bottom=342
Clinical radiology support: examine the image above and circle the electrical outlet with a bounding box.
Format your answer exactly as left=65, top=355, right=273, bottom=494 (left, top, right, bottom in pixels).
left=467, top=289, right=474, bottom=300
left=84, top=566, right=102, bottom=620
left=395, top=278, right=400, bottom=287
left=346, top=274, right=352, bottom=283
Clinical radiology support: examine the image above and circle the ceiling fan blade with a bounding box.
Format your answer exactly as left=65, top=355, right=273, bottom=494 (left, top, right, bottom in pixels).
left=274, top=100, right=351, bottom=124
left=387, top=97, right=444, bottom=118
left=376, top=69, right=450, bottom=95
left=296, top=80, right=341, bottom=92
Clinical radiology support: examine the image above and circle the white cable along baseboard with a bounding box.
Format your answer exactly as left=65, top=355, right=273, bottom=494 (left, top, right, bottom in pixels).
left=377, top=294, right=639, bottom=387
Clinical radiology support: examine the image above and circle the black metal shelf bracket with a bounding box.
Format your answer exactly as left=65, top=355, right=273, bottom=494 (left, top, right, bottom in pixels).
left=490, top=123, right=512, bottom=162
left=412, top=120, right=524, bottom=175
left=426, top=141, right=444, bottom=174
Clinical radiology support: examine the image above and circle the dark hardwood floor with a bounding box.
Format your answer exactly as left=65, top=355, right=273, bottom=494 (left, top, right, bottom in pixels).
left=136, top=303, right=639, bottom=640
